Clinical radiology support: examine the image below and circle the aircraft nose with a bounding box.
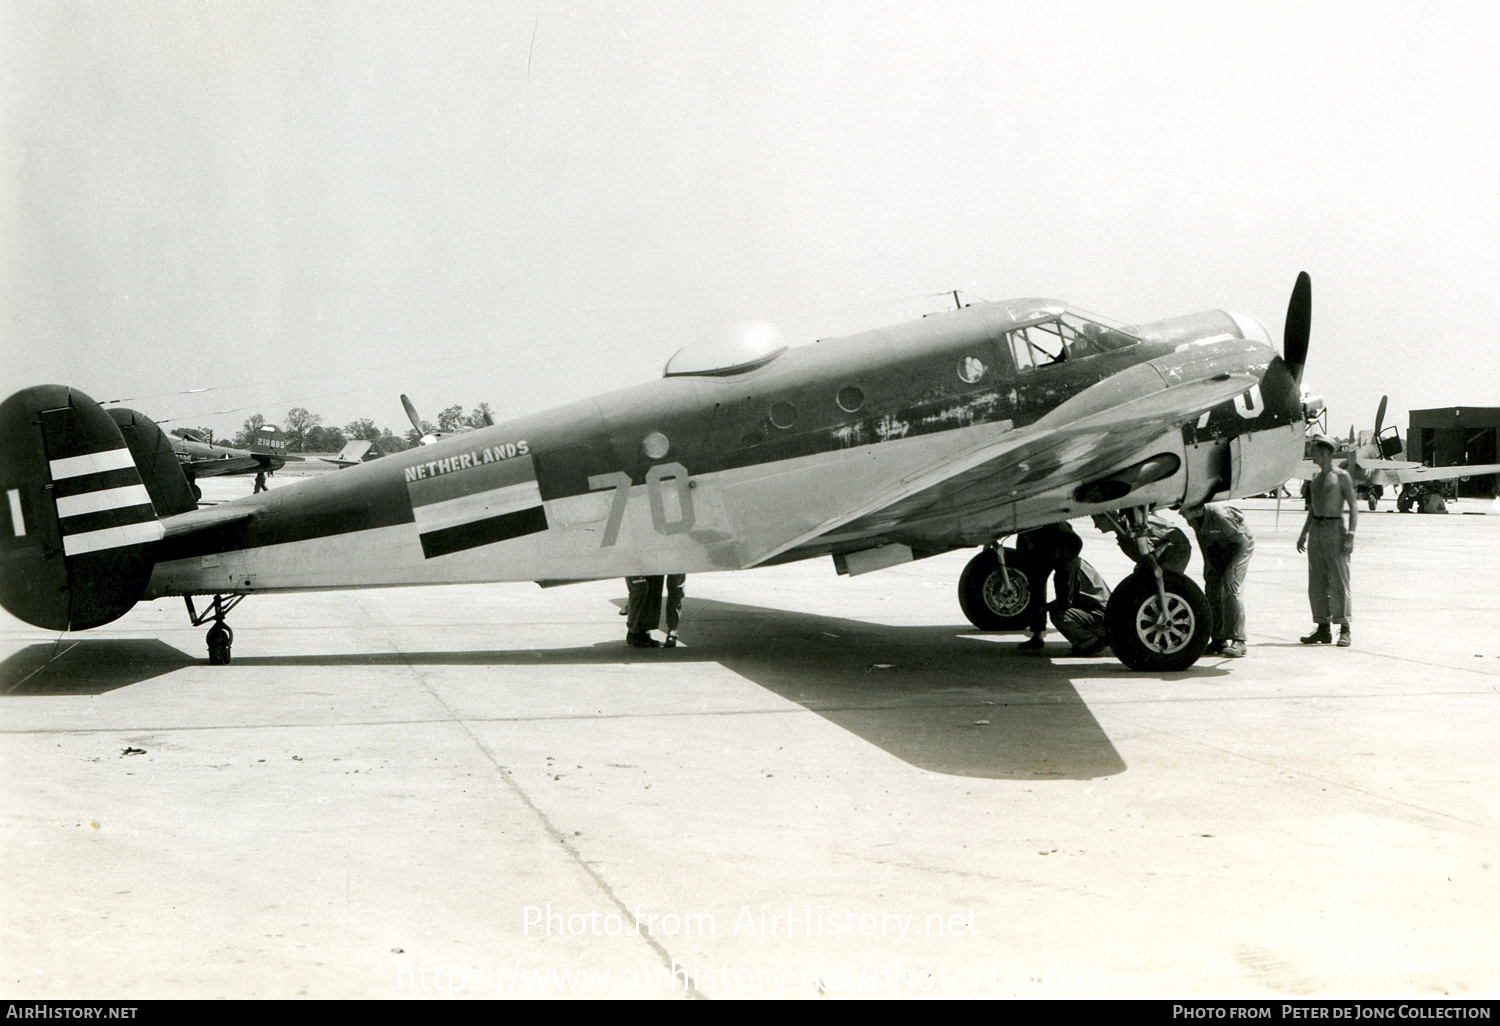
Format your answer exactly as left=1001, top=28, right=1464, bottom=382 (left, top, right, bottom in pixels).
left=1227, top=311, right=1273, bottom=347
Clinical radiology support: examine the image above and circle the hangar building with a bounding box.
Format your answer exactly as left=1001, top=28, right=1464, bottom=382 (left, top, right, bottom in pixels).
left=1408, top=407, right=1500, bottom=497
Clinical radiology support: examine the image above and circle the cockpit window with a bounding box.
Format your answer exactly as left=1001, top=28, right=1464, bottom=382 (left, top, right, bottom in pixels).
left=1007, top=312, right=1139, bottom=370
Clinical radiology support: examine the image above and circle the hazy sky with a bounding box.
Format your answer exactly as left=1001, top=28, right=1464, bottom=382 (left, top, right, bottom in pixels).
left=3, top=1, right=1497, bottom=441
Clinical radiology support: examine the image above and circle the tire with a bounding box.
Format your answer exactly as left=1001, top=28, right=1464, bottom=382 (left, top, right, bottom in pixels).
left=1104, top=569, right=1211, bottom=672
left=958, top=547, right=1041, bottom=631
left=207, top=624, right=232, bottom=666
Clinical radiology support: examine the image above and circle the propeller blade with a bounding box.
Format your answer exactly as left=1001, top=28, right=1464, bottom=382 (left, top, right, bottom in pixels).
left=1374, top=395, right=1387, bottom=436
left=400, top=394, right=424, bottom=436
left=1283, top=272, right=1311, bottom=383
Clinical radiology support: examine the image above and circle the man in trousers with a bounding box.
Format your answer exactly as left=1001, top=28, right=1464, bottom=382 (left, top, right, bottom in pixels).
left=1182, top=502, right=1255, bottom=658
left=624, top=574, right=687, bottom=648
left=1297, top=433, right=1357, bottom=647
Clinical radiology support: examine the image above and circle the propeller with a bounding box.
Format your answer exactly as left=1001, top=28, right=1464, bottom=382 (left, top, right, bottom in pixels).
left=400, top=394, right=424, bottom=436
left=400, top=394, right=439, bottom=446
left=1283, top=271, right=1311, bottom=384
left=1374, top=395, right=1387, bottom=437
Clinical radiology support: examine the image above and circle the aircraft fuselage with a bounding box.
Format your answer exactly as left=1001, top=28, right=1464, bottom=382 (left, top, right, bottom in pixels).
left=142, top=298, right=1305, bottom=599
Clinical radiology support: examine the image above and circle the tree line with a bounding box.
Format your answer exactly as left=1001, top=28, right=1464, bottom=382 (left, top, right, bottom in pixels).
left=184, top=403, right=496, bottom=454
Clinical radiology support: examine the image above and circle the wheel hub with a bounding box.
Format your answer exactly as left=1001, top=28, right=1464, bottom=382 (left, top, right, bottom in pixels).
left=982, top=568, right=1030, bottom=618
left=1134, top=594, right=1194, bottom=655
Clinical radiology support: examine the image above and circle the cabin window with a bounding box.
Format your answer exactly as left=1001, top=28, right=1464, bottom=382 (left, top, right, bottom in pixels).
left=836, top=385, right=864, bottom=412
left=769, top=401, right=797, bottom=429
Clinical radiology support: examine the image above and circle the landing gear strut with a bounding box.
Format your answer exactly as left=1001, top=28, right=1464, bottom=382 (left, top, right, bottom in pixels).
left=958, top=543, right=1042, bottom=631
left=1103, top=508, right=1211, bottom=671
left=185, top=594, right=245, bottom=665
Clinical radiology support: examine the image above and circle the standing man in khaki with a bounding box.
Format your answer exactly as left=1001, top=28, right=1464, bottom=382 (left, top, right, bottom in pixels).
left=1297, top=433, right=1357, bottom=646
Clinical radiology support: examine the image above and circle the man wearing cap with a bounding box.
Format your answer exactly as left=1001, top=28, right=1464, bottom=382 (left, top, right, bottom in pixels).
left=1297, top=433, right=1357, bottom=646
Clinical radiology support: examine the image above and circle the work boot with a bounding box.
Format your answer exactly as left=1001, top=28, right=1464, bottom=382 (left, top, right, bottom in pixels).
left=1300, top=624, right=1332, bottom=645
left=1336, top=625, right=1351, bottom=648
left=1204, top=639, right=1225, bottom=656
left=626, top=632, right=660, bottom=648
left=1221, top=640, right=1247, bottom=658
left=1018, top=635, right=1045, bottom=651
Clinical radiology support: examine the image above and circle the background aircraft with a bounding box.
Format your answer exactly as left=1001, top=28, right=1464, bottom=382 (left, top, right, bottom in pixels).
left=401, top=394, right=492, bottom=447
left=156, top=421, right=304, bottom=498
left=0, top=276, right=1320, bottom=671
left=322, top=438, right=385, bottom=469
left=1294, top=396, right=1500, bottom=511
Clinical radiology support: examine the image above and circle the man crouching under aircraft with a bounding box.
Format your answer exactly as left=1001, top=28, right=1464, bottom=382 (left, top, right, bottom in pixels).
left=1018, top=526, right=1112, bottom=657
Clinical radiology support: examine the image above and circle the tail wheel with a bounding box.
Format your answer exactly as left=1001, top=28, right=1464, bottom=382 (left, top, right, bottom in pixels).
left=1105, top=570, right=1210, bottom=671
left=958, top=547, right=1040, bottom=630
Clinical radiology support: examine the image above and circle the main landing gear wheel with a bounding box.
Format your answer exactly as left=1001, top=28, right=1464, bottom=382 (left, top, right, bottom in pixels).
left=1104, top=569, right=1210, bottom=672
left=958, top=547, right=1040, bottom=631
left=206, top=623, right=233, bottom=666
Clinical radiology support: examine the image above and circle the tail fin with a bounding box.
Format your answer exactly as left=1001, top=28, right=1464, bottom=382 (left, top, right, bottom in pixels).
left=248, top=424, right=291, bottom=456
left=108, top=407, right=199, bottom=517
left=0, top=386, right=161, bottom=630
left=334, top=439, right=373, bottom=465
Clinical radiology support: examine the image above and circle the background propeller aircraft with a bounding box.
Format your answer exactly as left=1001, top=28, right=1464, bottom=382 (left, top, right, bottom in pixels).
left=322, top=438, right=384, bottom=469
left=1, top=275, right=1322, bottom=670
left=162, top=422, right=303, bottom=498
left=1295, top=395, right=1500, bottom=511
left=401, top=393, right=493, bottom=447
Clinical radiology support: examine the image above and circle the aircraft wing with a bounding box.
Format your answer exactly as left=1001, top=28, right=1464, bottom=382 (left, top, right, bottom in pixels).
left=1373, top=462, right=1500, bottom=486
left=1291, top=457, right=1424, bottom=480
left=750, top=370, right=1259, bottom=567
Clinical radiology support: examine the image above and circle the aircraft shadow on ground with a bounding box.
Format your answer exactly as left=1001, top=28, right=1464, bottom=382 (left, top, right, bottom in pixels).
left=243, top=596, right=1227, bottom=781
left=1, top=639, right=197, bottom=695
left=2, top=599, right=1227, bottom=780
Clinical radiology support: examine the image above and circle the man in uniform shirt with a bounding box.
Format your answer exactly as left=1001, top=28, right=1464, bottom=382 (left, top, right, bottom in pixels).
left=1091, top=511, right=1191, bottom=574
left=1296, top=433, right=1357, bottom=647
left=1181, top=501, right=1255, bottom=658
left=1045, top=531, right=1112, bottom=657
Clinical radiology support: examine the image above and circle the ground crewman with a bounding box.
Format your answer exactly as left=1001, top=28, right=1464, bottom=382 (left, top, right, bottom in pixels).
left=1297, top=433, right=1356, bottom=647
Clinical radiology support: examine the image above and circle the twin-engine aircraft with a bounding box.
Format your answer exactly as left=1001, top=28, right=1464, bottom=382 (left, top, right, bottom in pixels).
left=0, top=275, right=1322, bottom=670
left=1296, top=395, right=1500, bottom=511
